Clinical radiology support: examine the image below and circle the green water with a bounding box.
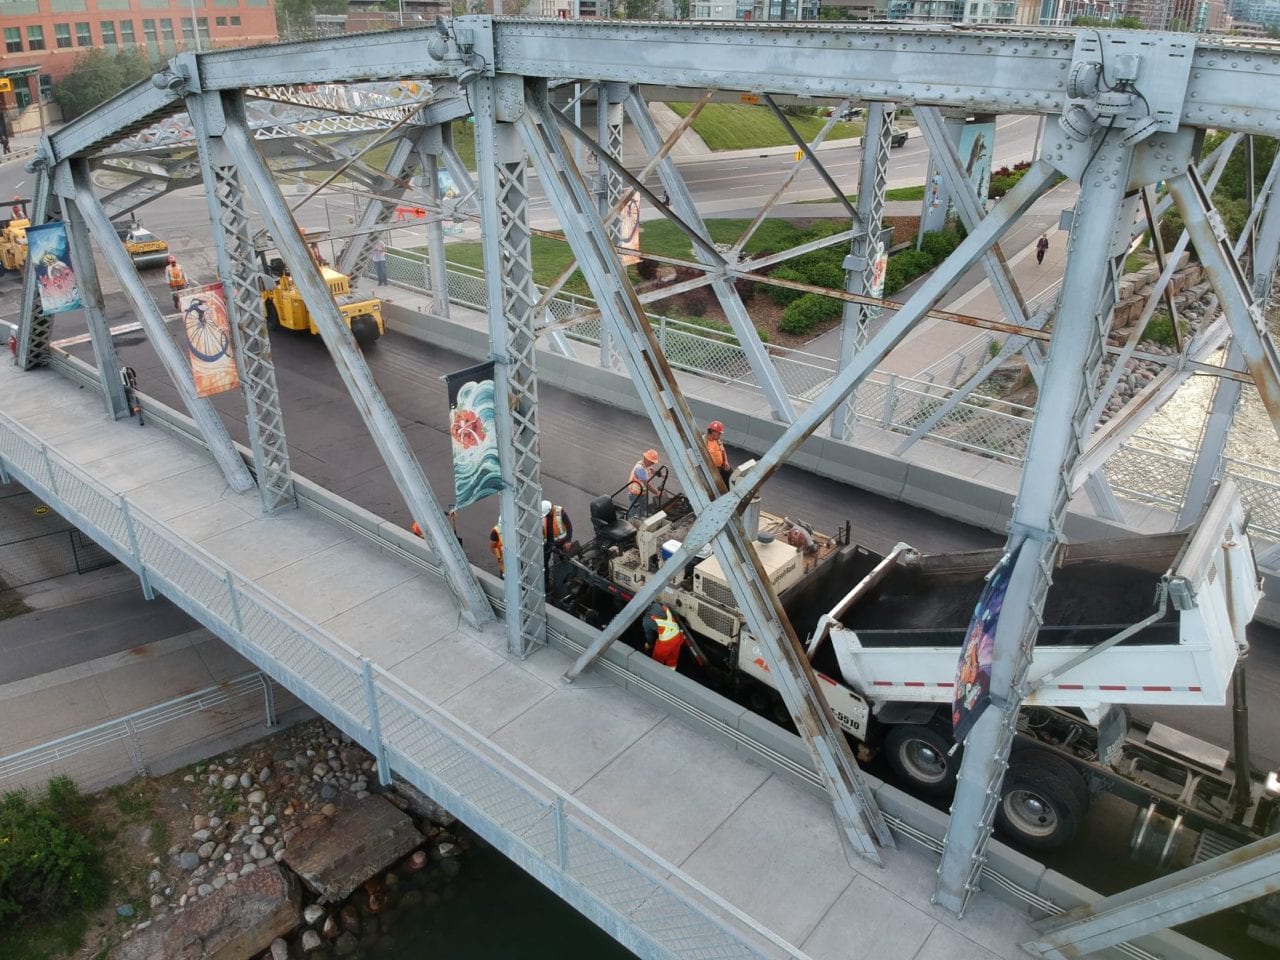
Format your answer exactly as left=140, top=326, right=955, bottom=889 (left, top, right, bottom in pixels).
left=378, top=844, right=639, bottom=959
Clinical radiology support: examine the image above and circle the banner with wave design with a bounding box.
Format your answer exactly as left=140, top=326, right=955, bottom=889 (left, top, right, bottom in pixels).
left=445, top=361, right=503, bottom=510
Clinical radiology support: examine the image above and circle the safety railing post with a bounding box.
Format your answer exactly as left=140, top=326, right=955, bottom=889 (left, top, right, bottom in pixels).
left=260, top=673, right=278, bottom=728
left=0, top=457, right=9, bottom=485
left=882, top=374, right=899, bottom=428
left=361, top=658, right=391, bottom=787
left=119, top=497, right=154, bottom=600
left=40, top=445, right=59, bottom=497
left=554, top=796, right=569, bottom=872
left=225, top=570, right=244, bottom=634
left=123, top=718, right=149, bottom=777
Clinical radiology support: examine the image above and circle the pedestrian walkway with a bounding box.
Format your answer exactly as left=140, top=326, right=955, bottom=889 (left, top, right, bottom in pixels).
left=0, top=336, right=1099, bottom=960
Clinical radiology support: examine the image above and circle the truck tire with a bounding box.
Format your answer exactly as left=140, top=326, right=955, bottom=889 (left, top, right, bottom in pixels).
left=350, top=313, right=380, bottom=349
left=264, top=300, right=279, bottom=330
left=995, top=759, right=1085, bottom=850
left=1010, top=748, right=1090, bottom=813
left=884, top=724, right=960, bottom=796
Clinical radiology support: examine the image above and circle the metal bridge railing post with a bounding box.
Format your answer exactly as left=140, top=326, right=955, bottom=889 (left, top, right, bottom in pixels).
left=554, top=796, right=569, bottom=872
left=260, top=673, right=278, bottom=728
left=40, top=445, right=59, bottom=497
left=119, top=497, right=154, bottom=600
left=225, top=570, right=244, bottom=634
left=361, top=658, right=391, bottom=787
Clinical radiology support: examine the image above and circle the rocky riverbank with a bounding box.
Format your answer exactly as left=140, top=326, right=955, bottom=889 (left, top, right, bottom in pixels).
left=94, top=718, right=473, bottom=960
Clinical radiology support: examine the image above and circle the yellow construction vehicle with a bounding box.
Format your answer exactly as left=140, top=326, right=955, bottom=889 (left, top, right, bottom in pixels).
left=113, top=216, right=170, bottom=269
left=258, top=236, right=383, bottom=348
left=0, top=199, right=30, bottom=273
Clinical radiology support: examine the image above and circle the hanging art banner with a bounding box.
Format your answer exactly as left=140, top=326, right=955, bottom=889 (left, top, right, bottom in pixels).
left=179, top=282, right=240, bottom=398
left=445, top=361, right=503, bottom=510
left=27, top=222, right=82, bottom=315
left=952, top=542, right=1022, bottom=743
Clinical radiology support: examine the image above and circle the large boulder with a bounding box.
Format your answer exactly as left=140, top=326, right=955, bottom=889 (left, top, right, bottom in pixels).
left=110, top=862, right=299, bottom=960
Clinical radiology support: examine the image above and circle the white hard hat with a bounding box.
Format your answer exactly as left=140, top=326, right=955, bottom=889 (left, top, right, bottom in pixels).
left=541, top=500, right=551, bottom=516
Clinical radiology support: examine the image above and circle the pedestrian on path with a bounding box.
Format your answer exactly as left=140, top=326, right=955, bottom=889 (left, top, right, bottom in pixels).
left=372, top=236, right=388, bottom=287
left=1, top=135, right=10, bottom=156
left=1036, top=234, right=1049, bottom=266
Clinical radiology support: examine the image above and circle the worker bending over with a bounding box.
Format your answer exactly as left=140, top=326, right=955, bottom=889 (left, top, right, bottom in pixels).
left=642, top=601, right=688, bottom=669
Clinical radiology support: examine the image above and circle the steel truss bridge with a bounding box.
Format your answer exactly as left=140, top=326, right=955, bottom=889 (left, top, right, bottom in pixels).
left=9, top=17, right=1280, bottom=958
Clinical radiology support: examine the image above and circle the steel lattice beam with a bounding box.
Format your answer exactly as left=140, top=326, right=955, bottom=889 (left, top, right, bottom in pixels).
left=14, top=167, right=55, bottom=371
left=474, top=75, right=547, bottom=658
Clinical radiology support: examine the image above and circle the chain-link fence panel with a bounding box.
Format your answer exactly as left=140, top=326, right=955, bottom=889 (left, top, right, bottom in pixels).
left=1105, top=439, right=1194, bottom=511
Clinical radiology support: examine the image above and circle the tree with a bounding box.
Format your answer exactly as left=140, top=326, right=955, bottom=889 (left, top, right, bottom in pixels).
left=623, top=0, right=659, bottom=17
left=53, top=48, right=156, bottom=121
left=275, top=0, right=348, bottom=37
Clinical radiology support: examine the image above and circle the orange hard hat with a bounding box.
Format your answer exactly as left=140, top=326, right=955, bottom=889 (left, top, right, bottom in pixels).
left=411, top=521, right=423, bottom=538
left=643, top=449, right=659, bottom=463
left=707, top=420, right=724, bottom=434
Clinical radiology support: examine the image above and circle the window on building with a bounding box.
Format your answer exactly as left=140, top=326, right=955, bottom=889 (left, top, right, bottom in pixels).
left=161, top=20, right=175, bottom=45
left=143, top=19, right=157, bottom=43
left=39, top=74, right=53, bottom=102
left=230, top=16, right=240, bottom=25
left=76, top=22, right=92, bottom=46
left=54, top=24, right=73, bottom=49
left=198, top=18, right=210, bottom=43
left=101, top=21, right=116, bottom=47
left=4, top=28, right=21, bottom=54
left=216, top=16, right=227, bottom=26
left=120, top=20, right=135, bottom=46
left=27, top=26, right=46, bottom=52
left=181, top=18, right=194, bottom=43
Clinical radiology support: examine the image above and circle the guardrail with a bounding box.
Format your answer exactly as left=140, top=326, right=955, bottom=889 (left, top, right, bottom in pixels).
left=0, top=672, right=279, bottom=792
left=0, top=409, right=807, bottom=960
left=383, top=250, right=1280, bottom=542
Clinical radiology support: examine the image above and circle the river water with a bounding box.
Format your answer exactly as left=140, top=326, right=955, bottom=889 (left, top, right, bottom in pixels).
left=375, top=842, right=638, bottom=959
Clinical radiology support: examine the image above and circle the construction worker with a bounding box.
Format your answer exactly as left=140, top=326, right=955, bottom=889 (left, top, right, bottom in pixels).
left=489, top=519, right=504, bottom=575
left=642, top=601, right=688, bottom=669
left=165, top=255, right=187, bottom=310
left=705, top=420, right=731, bottom=487
left=542, top=500, right=572, bottom=551
left=626, top=449, right=661, bottom=517
left=412, top=505, right=462, bottom=547
left=10, top=195, right=23, bottom=220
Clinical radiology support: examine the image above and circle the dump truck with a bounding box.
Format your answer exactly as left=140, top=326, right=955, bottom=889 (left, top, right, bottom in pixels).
left=550, top=475, right=1274, bottom=868
left=257, top=238, right=383, bottom=348
left=0, top=199, right=30, bottom=272
left=112, top=217, right=170, bottom=269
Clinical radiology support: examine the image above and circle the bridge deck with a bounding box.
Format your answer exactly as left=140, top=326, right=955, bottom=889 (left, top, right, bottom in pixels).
left=0, top=358, right=1040, bottom=959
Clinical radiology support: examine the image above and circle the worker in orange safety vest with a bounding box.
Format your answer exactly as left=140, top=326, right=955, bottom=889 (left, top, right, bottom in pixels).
left=165, top=255, right=187, bottom=310
left=489, top=519, right=504, bottom=575
left=642, top=601, right=688, bottom=669
left=625, top=449, right=661, bottom=517
left=705, top=420, right=731, bottom=487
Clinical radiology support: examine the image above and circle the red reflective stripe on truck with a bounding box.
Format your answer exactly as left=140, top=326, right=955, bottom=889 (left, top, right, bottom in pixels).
left=1142, top=685, right=1172, bottom=692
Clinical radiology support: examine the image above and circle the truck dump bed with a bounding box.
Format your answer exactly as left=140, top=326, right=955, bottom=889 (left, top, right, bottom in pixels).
left=811, top=482, right=1259, bottom=710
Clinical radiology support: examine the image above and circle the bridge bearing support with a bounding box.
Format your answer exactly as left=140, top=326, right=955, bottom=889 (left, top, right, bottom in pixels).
left=472, top=75, right=547, bottom=658
left=935, top=131, right=1138, bottom=915
left=520, top=77, right=893, bottom=864
left=59, top=159, right=256, bottom=494
left=219, top=89, right=494, bottom=628
left=186, top=88, right=296, bottom=514
left=831, top=101, right=892, bottom=440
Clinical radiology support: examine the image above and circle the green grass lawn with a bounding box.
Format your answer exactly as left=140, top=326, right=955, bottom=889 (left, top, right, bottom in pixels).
left=803, top=185, right=926, bottom=205
left=667, top=103, right=861, bottom=151
left=429, top=217, right=850, bottom=299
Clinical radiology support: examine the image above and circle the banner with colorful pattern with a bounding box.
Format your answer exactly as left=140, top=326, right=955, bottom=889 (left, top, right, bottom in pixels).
left=27, top=222, right=81, bottom=315
left=179, top=282, right=240, bottom=398
left=445, top=361, right=503, bottom=510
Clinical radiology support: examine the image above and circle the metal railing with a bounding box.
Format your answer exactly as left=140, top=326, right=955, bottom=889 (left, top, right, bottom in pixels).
left=0, top=672, right=278, bottom=793
left=381, top=249, right=1280, bottom=542
left=0, top=409, right=805, bottom=960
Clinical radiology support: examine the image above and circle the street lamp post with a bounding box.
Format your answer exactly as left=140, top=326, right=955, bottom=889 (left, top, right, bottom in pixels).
left=189, top=0, right=202, bottom=52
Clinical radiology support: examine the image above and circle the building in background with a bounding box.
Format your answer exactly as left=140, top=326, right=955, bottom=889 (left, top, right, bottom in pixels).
left=689, top=0, right=822, bottom=18
left=1, top=0, right=276, bottom=129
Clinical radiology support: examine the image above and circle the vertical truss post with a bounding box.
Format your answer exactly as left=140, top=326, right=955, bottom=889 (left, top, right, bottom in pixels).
left=418, top=131, right=451, bottom=319
left=624, top=90, right=797, bottom=425
left=935, top=134, right=1137, bottom=915
left=335, top=129, right=420, bottom=281
left=918, top=112, right=965, bottom=240
left=520, top=78, right=892, bottom=863
left=594, top=81, right=626, bottom=371
left=186, top=88, right=296, bottom=513
left=68, top=159, right=256, bottom=494
left=473, top=75, right=547, bottom=658
left=832, top=102, right=893, bottom=440
left=15, top=165, right=55, bottom=370
left=220, top=90, right=493, bottom=627
left=55, top=175, right=130, bottom=420
left=1167, top=165, right=1280, bottom=445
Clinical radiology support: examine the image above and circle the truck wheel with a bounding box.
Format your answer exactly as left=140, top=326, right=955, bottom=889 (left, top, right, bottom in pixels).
left=1010, top=748, right=1090, bottom=813
left=264, top=300, right=279, bottom=329
left=884, top=724, right=959, bottom=796
left=995, top=761, right=1084, bottom=850
left=350, top=313, right=379, bottom=348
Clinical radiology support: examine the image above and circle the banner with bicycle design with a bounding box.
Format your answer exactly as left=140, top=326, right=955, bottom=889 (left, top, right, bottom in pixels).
left=179, top=282, right=240, bottom=398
